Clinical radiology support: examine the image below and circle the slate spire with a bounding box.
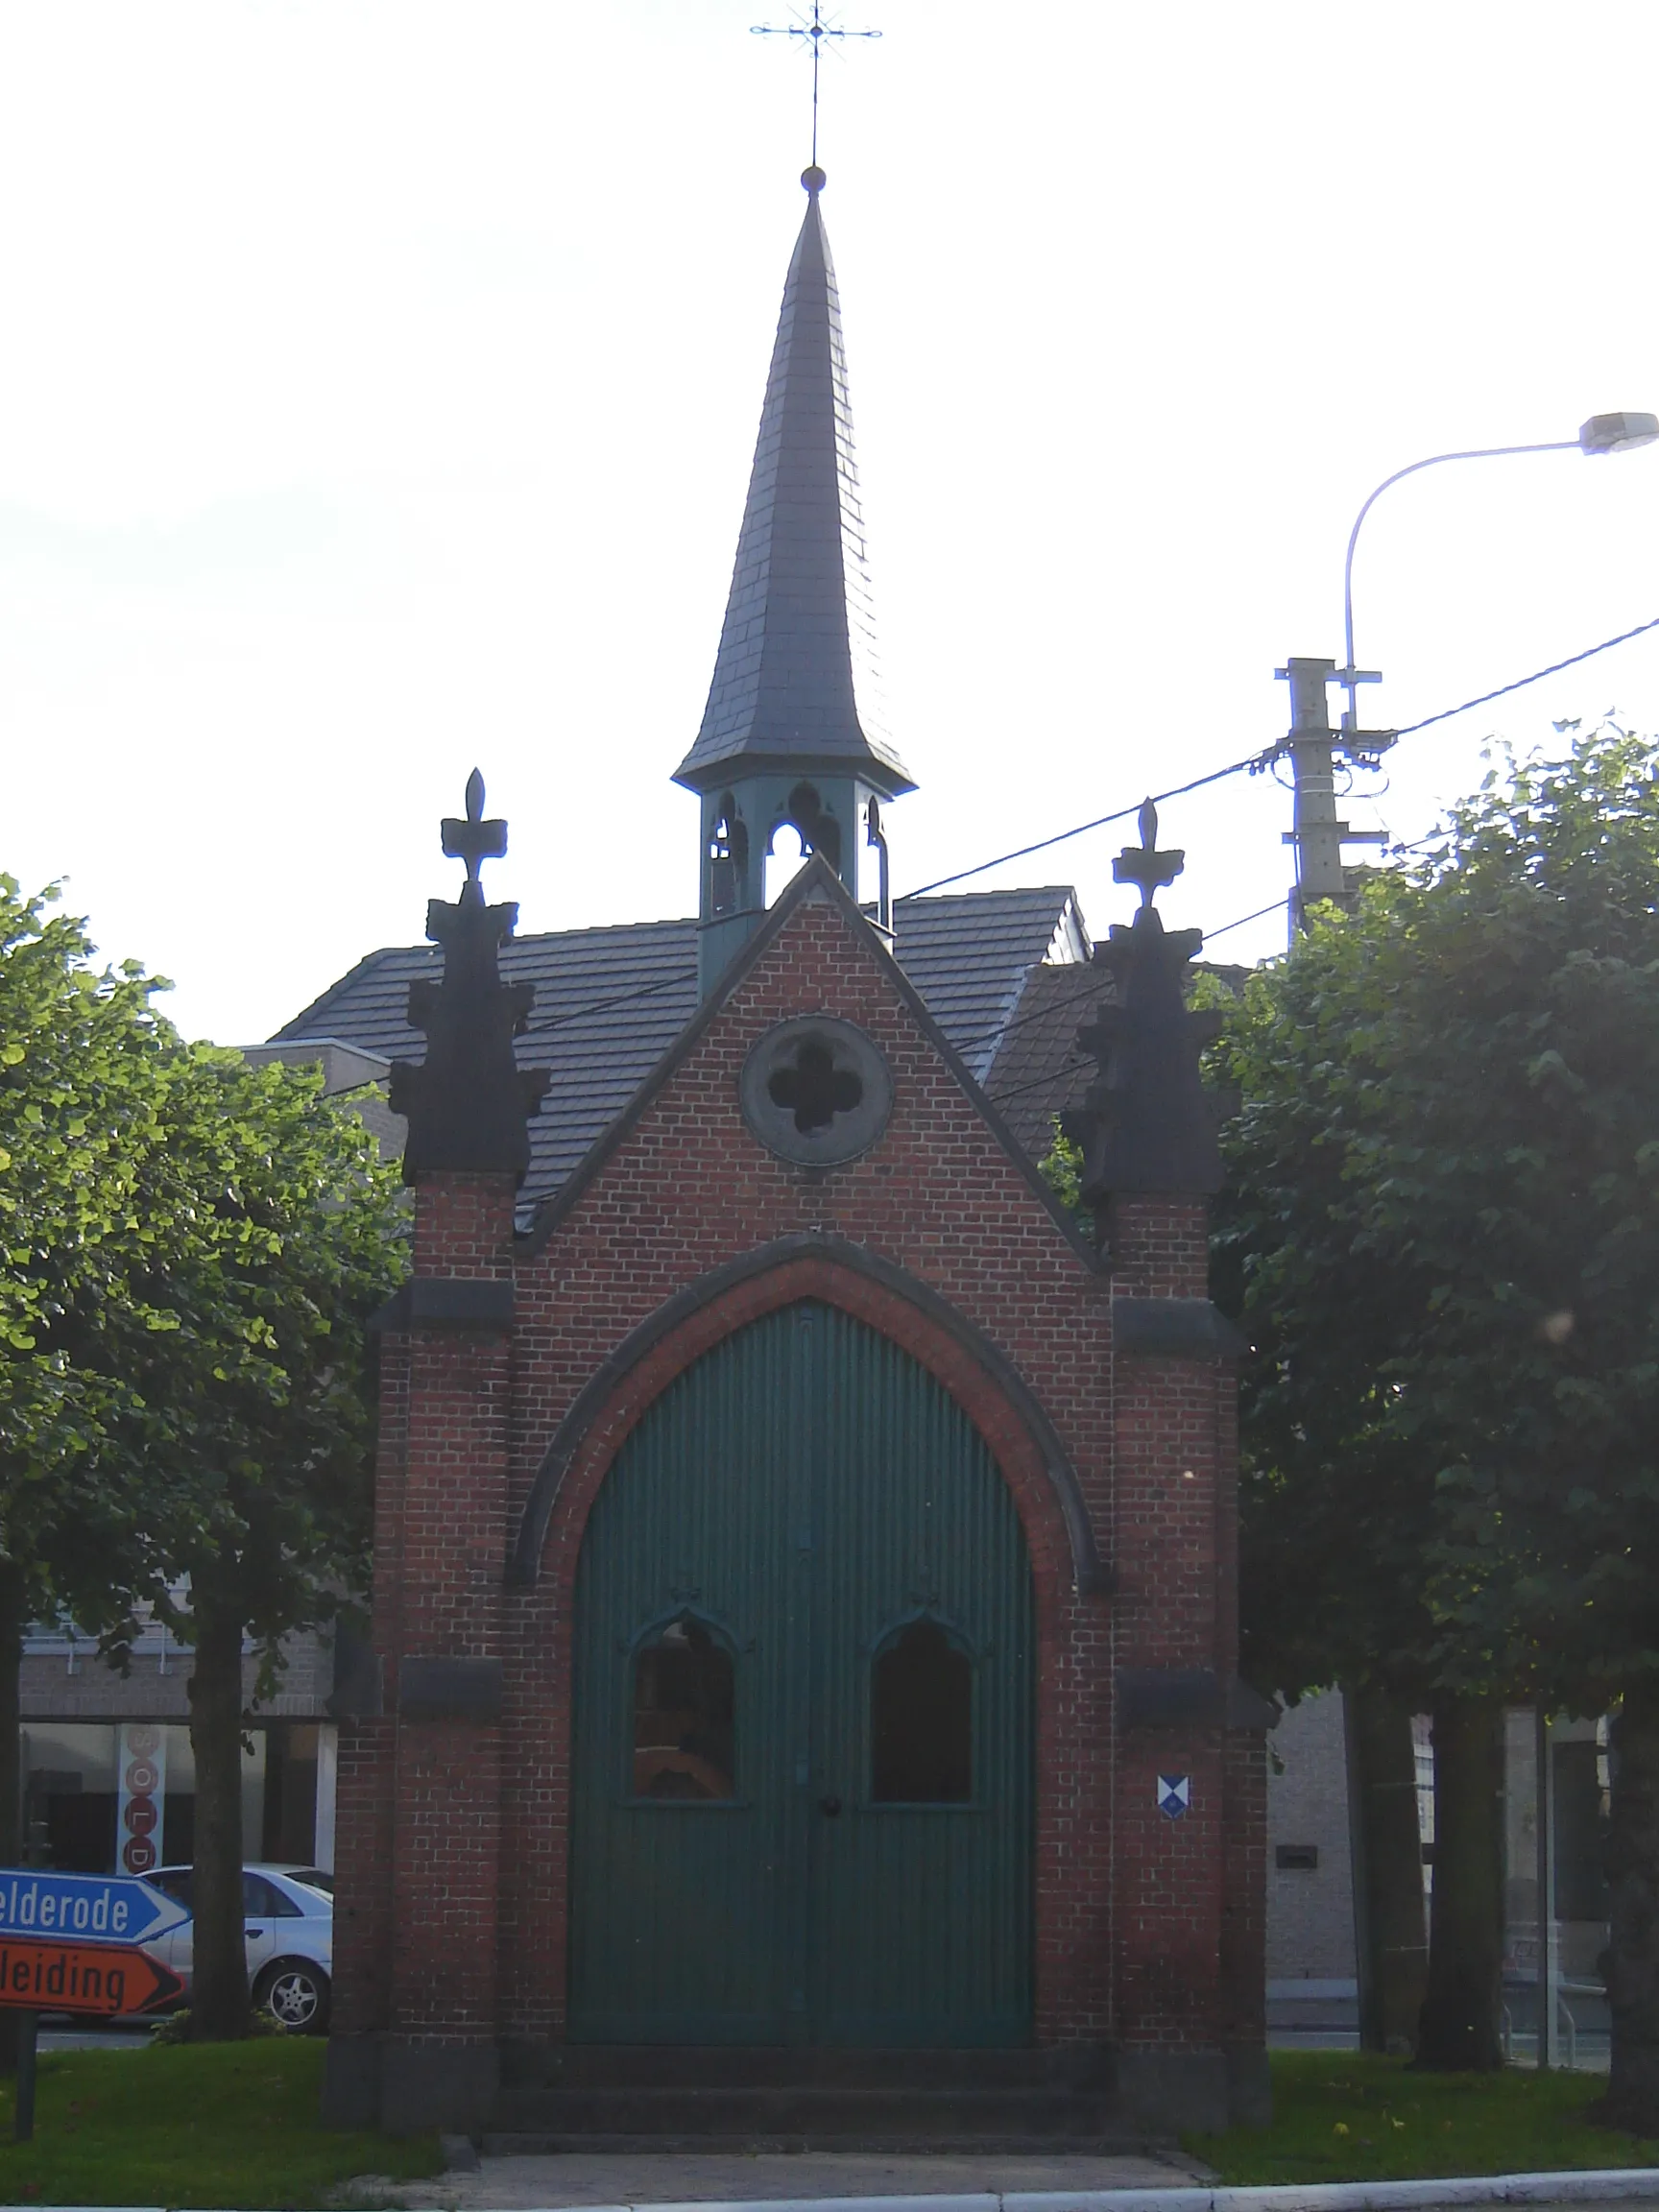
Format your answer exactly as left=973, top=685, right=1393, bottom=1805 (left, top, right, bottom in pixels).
left=674, top=168, right=914, bottom=797
left=388, top=771, right=551, bottom=1187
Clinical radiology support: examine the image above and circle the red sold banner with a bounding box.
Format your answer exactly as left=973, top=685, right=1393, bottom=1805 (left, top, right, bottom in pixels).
left=116, top=1724, right=165, bottom=1877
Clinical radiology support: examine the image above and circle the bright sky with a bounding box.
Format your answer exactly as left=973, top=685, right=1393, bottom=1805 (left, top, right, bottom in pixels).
left=4, top=1, right=1658, bottom=1043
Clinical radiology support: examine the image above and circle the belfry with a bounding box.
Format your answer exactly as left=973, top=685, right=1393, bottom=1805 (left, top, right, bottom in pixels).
left=301, top=169, right=1269, bottom=2143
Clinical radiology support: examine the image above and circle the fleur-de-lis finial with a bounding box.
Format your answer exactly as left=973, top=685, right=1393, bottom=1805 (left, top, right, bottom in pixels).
left=441, top=769, right=509, bottom=902
left=1115, top=795, right=1185, bottom=910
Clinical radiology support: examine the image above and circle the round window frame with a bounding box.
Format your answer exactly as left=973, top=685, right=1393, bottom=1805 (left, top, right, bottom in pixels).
left=738, top=1015, right=895, bottom=1168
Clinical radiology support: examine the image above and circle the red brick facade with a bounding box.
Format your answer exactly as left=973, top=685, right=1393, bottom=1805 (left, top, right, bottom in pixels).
left=325, top=873, right=1267, bottom=2133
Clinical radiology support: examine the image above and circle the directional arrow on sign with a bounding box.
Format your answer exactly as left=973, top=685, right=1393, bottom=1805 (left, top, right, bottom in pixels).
left=0, top=1870, right=189, bottom=1948
left=0, top=1938, right=183, bottom=2017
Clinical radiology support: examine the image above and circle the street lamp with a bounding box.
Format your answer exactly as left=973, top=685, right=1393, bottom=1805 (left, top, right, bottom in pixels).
left=1278, top=409, right=1659, bottom=931
left=1337, top=411, right=1659, bottom=736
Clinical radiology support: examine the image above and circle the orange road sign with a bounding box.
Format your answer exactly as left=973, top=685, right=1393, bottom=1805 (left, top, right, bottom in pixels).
left=0, top=1938, right=182, bottom=2017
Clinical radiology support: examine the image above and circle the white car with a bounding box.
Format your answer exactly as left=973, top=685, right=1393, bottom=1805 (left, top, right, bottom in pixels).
left=144, top=1863, right=333, bottom=2032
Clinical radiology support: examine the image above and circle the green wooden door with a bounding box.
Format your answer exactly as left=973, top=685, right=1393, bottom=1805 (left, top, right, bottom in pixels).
left=568, top=1302, right=1033, bottom=2046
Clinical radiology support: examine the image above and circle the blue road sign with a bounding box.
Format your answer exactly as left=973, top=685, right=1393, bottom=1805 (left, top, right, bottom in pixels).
left=0, top=1870, right=188, bottom=1947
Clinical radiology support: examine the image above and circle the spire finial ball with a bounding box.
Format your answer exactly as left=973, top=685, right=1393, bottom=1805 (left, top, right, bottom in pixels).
left=802, top=164, right=827, bottom=194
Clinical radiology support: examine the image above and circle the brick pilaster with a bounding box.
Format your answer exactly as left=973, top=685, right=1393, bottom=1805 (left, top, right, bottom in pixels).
left=1108, top=1190, right=1236, bottom=2059
left=386, top=1173, right=516, bottom=2044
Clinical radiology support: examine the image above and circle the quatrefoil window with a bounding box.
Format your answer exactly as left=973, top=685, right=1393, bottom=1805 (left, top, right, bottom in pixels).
left=740, top=1017, right=894, bottom=1166
left=768, top=1039, right=864, bottom=1134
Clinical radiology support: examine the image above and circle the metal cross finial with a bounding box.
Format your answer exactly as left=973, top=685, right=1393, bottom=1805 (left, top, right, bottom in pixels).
left=752, top=3, right=881, bottom=169
left=441, top=767, right=508, bottom=901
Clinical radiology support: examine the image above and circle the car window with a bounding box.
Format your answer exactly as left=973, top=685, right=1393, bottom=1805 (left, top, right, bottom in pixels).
left=290, top=1868, right=333, bottom=1896
left=148, top=1870, right=192, bottom=1909
left=242, top=1871, right=301, bottom=1918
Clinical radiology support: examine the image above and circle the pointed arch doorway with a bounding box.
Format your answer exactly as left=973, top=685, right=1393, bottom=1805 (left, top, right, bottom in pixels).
left=568, top=1300, right=1034, bottom=2046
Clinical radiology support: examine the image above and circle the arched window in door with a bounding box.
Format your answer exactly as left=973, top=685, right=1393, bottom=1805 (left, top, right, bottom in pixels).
left=632, top=1617, right=735, bottom=1800
left=871, top=1619, right=972, bottom=1803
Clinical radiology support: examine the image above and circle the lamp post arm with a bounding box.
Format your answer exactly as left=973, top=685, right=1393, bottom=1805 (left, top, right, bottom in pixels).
left=1341, top=440, right=1578, bottom=728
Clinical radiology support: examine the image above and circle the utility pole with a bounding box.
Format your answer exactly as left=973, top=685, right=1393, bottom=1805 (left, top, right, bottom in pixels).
left=1275, top=657, right=1394, bottom=934
left=1275, top=412, right=1658, bottom=939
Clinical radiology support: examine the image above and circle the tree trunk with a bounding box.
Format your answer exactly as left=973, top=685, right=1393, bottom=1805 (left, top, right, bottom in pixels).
left=1415, top=1695, right=1505, bottom=2070
left=1347, top=1684, right=1429, bottom=2054
left=185, top=1592, right=250, bottom=2040
left=1596, top=1686, right=1659, bottom=2130
left=0, top=1562, right=24, bottom=2075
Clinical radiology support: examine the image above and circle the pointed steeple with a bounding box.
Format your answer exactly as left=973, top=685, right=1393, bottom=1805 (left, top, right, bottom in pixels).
left=675, top=169, right=913, bottom=797
left=678, top=169, right=914, bottom=997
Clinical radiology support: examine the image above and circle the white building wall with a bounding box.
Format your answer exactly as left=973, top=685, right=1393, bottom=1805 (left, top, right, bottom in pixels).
left=1266, top=1688, right=1358, bottom=1987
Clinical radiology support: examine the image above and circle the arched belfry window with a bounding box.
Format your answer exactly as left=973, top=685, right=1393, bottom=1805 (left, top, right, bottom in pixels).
left=871, top=1619, right=973, bottom=1804
left=781, top=781, right=841, bottom=873
left=765, top=781, right=842, bottom=905
left=708, top=797, right=749, bottom=918
left=632, top=1617, right=735, bottom=1801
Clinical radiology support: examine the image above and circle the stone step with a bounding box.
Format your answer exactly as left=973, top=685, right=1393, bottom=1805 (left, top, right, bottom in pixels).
left=487, top=2084, right=1129, bottom=2142
left=483, top=2130, right=1151, bottom=2156
left=502, top=2045, right=1110, bottom=2093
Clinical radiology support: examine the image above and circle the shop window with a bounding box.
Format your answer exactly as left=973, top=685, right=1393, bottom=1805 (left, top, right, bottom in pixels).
left=21, top=1724, right=118, bottom=1873
left=872, top=1621, right=972, bottom=1803
left=632, top=1618, right=735, bottom=1800
left=1553, top=1738, right=1612, bottom=1920
left=262, top=1722, right=321, bottom=1863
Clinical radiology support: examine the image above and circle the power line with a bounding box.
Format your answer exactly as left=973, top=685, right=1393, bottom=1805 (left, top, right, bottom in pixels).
left=977, top=896, right=1292, bottom=1111
left=520, top=965, right=698, bottom=1039
left=953, top=973, right=1110, bottom=1059
left=518, top=877, right=1295, bottom=1074
left=1393, top=613, right=1659, bottom=737
left=984, top=1055, right=1091, bottom=1114
left=893, top=748, right=1273, bottom=904
left=1204, top=894, right=1288, bottom=942
left=894, top=611, right=1659, bottom=918
left=496, top=610, right=1659, bottom=1056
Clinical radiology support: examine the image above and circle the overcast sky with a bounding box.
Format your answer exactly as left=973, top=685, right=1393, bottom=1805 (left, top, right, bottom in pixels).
left=4, top=1, right=1658, bottom=1043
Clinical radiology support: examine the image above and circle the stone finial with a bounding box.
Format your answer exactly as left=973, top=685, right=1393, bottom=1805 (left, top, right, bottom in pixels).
left=388, top=772, right=550, bottom=1186
left=1062, top=803, right=1224, bottom=1205
left=1112, top=798, right=1185, bottom=908
left=441, top=767, right=507, bottom=897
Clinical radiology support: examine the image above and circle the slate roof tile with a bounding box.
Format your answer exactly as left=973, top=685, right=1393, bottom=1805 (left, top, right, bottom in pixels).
left=274, top=885, right=1090, bottom=1215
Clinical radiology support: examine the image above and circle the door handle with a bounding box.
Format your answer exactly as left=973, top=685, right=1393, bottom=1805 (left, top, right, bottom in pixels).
left=245, top=1928, right=264, bottom=1939
left=818, top=1795, right=842, bottom=1817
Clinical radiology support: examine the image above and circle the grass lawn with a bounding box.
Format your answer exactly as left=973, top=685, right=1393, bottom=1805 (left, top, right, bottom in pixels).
left=0, top=2036, right=442, bottom=2208
left=1188, top=2051, right=1659, bottom=2185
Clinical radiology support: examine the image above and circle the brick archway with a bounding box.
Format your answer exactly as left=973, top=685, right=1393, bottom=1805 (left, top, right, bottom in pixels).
left=513, top=1233, right=1102, bottom=1598
left=507, top=1241, right=1098, bottom=2043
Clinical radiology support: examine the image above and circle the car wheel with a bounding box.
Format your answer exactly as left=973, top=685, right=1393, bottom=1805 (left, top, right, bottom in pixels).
left=254, top=1959, right=331, bottom=2034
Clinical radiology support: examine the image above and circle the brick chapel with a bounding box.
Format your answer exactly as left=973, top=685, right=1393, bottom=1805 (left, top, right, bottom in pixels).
left=295, top=167, right=1270, bottom=2142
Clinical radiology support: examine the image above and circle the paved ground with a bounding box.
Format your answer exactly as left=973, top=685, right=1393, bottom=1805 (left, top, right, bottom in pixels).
left=389, top=2149, right=1202, bottom=2209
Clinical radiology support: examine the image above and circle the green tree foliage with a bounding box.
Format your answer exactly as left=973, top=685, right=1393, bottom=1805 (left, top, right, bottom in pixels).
left=1213, top=724, right=1659, bottom=2101
left=0, top=882, right=407, bottom=2041
left=0, top=882, right=179, bottom=1875
left=132, top=1053, right=408, bottom=2038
